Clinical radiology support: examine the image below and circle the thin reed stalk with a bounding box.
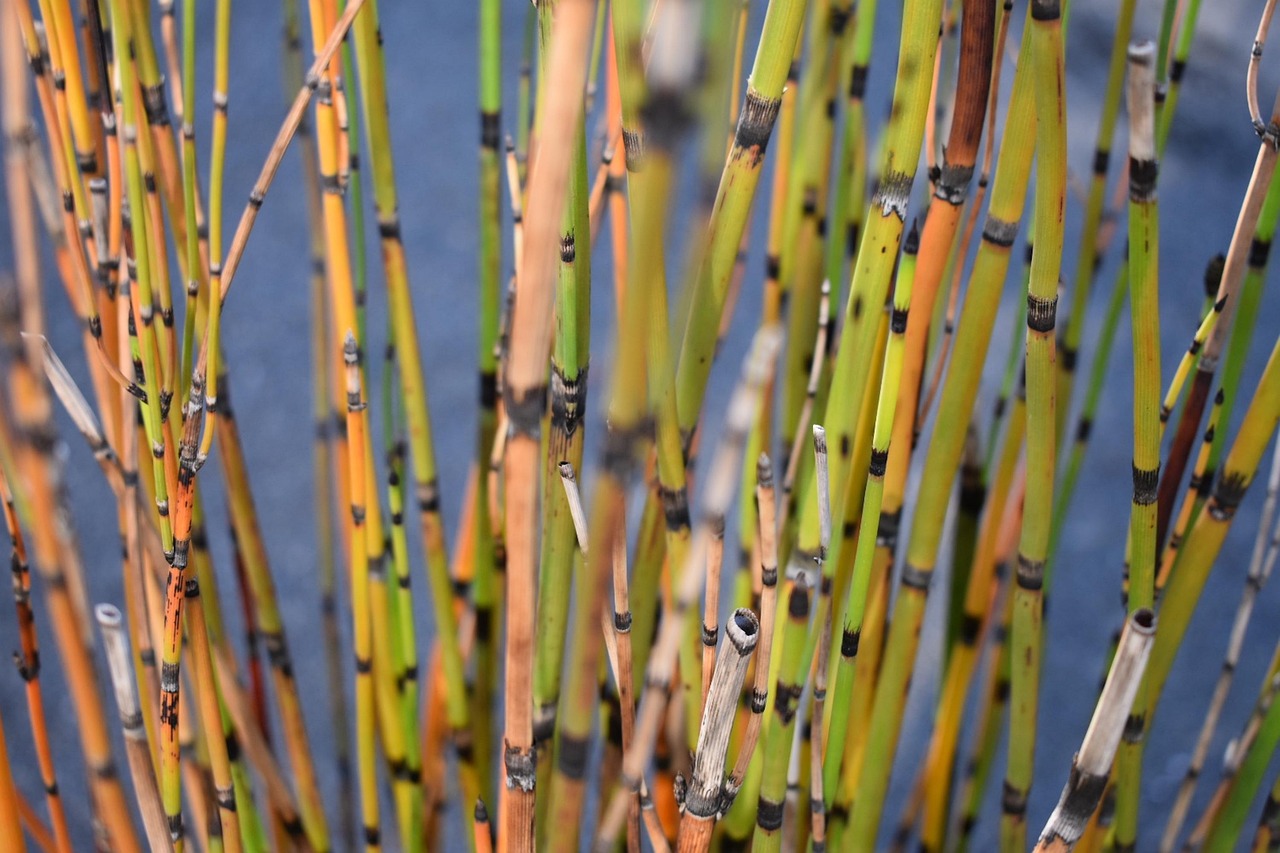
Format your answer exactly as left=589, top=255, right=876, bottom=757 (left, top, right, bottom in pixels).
left=1033, top=609, right=1156, bottom=852
left=500, top=0, right=594, bottom=843
left=1112, top=41, right=1162, bottom=848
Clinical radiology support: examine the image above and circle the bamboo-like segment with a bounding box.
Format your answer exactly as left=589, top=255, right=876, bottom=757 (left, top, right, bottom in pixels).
left=533, top=115, right=591, bottom=766
left=1112, top=41, right=1162, bottom=849
left=825, top=221, right=918, bottom=818
left=599, top=328, right=782, bottom=848
left=677, top=609, right=760, bottom=850
left=1057, top=0, right=1137, bottom=444
left=183, top=577, right=241, bottom=853
left=1161, top=437, right=1280, bottom=851
left=725, top=455, right=780, bottom=796
left=1004, top=2, right=1066, bottom=847
left=1213, top=169, right=1280, bottom=486
left=788, top=0, right=941, bottom=586
left=750, top=582, right=811, bottom=853
left=341, top=332, right=379, bottom=852
left=847, top=11, right=1037, bottom=840
left=0, top=463, right=69, bottom=852
left=348, top=2, right=464, bottom=794
left=474, top=0, right=503, bottom=815
left=500, top=0, right=594, bottom=844
left=1156, top=12, right=1280, bottom=568
left=1033, top=609, right=1156, bottom=852
left=97, top=603, right=172, bottom=853
left=892, top=0, right=995, bottom=493
left=673, top=0, right=806, bottom=442
left=1147, top=334, right=1280, bottom=713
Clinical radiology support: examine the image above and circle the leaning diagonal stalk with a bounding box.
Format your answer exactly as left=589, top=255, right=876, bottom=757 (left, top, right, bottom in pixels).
left=842, top=8, right=1037, bottom=834
left=674, top=0, right=807, bottom=441
left=1145, top=333, right=1280, bottom=715
left=787, top=0, right=941, bottom=584
left=823, top=222, right=917, bottom=811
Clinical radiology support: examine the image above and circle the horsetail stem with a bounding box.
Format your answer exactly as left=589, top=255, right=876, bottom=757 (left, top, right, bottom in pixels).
left=501, top=0, right=594, bottom=842
left=1161, top=436, right=1280, bottom=851
left=824, top=221, right=917, bottom=806
left=1057, top=0, right=1137, bottom=447
left=0, top=467, right=71, bottom=853
left=1110, top=41, right=1162, bottom=849
left=673, top=0, right=806, bottom=443
left=96, top=603, right=171, bottom=853
left=1033, top=609, right=1155, bottom=852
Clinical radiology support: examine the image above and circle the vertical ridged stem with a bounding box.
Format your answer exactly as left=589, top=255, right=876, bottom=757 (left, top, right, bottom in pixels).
left=500, top=0, right=594, bottom=843
left=1003, top=2, right=1065, bottom=847
left=851, top=11, right=1036, bottom=843
left=677, top=609, right=760, bottom=851
left=1111, top=41, right=1161, bottom=849
left=341, top=333, right=379, bottom=852
left=825, top=224, right=918, bottom=815
left=98, top=603, right=172, bottom=853
left=1057, top=0, right=1137, bottom=447
left=0, top=466, right=71, bottom=853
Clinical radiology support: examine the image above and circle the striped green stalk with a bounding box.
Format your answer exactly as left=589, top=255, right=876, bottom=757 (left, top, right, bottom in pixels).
left=674, top=0, right=807, bottom=441
left=468, top=0, right=503, bottom=817
left=341, top=334, right=380, bottom=853
left=826, top=0, right=881, bottom=296
left=609, top=0, right=702, bottom=754
left=738, top=28, right=798, bottom=624
left=751, top=582, right=811, bottom=852
left=499, top=0, right=594, bottom=841
left=546, top=5, right=699, bottom=838
left=1156, top=388, right=1223, bottom=596
left=1154, top=0, right=1204, bottom=152
left=1145, top=333, right=1280, bottom=712
left=1111, top=43, right=1160, bottom=849
left=779, top=0, right=847, bottom=464
left=824, top=223, right=917, bottom=809
left=954, top=586, right=1014, bottom=851
left=178, top=0, right=199, bottom=384
left=1208, top=167, right=1280, bottom=491
left=533, top=115, right=590, bottom=792
left=1049, top=258, right=1127, bottom=562
left=1159, top=423, right=1278, bottom=850
left=1057, top=0, right=1136, bottom=446
left=825, top=306, right=891, bottom=828
left=1157, top=81, right=1280, bottom=576
left=215, top=375, right=329, bottom=851
left=198, top=0, right=232, bottom=466
left=1052, top=0, right=1202, bottom=564
left=348, top=2, right=468, bottom=777
left=1003, top=2, right=1066, bottom=847
left=276, top=0, right=353, bottom=841
left=919, top=395, right=1023, bottom=852
left=788, top=0, right=940, bottom=590
left=847, top=11, right=1037, bottom=838
left=108, top=3, right=182, bottom=846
